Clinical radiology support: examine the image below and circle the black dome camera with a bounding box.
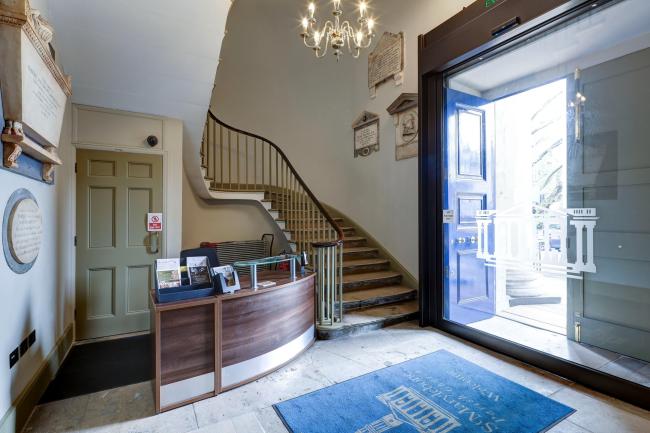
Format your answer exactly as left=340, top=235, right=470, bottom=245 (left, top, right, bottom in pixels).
left=146, top=135, right=159, bottom=147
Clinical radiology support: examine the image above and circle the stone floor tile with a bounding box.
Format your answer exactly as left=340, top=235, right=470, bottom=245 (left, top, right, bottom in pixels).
left=551, top=385, right=650, bottom=433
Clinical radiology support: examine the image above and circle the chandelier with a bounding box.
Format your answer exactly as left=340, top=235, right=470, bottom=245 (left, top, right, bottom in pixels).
left=300, top=1, right=375, bottom=61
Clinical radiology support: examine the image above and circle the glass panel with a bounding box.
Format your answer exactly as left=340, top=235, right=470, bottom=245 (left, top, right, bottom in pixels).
left=442, top=0, right=650, bottom=387
left=233, top=254, right=298, bottom=267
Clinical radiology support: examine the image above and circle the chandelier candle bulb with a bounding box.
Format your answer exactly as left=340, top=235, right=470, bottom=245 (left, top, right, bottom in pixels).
left=299, top=0, right=375, bottom=60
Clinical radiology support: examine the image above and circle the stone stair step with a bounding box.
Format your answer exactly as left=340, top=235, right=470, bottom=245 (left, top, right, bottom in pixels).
left=341, top=258, right=390, bottom=274
left=316, top=300, right=419, bottom=340
left=294, top=236, right=365, bottom=247
left=343, top=270, right=402, bottom=291
left=343, top=246, right=379, bottom=259
left=343, top=286, right=417, bottom=311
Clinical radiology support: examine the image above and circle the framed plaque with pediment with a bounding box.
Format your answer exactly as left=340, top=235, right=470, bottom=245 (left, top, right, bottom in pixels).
left=368, top=32, right=404, bottom=98
left=387, top=93, right=418, bottom=161
left=352, top=111, right=380, bottom=158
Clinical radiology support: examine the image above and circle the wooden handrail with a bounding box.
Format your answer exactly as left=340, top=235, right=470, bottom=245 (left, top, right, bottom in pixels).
left=207, top=110, right=344, bottom=242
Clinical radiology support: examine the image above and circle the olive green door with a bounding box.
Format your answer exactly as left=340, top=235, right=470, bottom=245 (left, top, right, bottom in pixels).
left=76, top=149, right=163, bottom=340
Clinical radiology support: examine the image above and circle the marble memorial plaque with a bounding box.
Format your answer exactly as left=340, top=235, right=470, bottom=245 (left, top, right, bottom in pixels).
left=8, top=198, right=43, bottom=264
left=21, top=31, right=67, bottom=148
left=368, top=32, right=404, bottom=98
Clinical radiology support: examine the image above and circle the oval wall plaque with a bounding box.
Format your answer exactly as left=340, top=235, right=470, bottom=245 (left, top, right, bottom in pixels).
left=3, top=189, right=42, bottom=273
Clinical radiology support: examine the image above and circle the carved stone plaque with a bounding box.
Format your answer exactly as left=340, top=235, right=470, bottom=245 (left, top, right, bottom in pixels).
left=3, top=189, right=42, bottom=273
left=368, top=32, right=404, bottom=98
left=387, top=93, right=418, bottom=161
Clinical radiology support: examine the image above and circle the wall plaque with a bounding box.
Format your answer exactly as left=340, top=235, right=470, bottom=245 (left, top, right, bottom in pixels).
left=352, top=111, right=380, bottom=158
left=0, top=0, right=71, bottom=183
left=3, top=188, right=42, bottom=273
left=368, top=32, right=404, bottom=98
left=387, top=93, right=418, bottom=161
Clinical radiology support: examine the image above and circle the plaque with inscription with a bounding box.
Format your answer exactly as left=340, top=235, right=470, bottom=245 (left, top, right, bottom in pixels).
left=368, top=32, right=404, bottom=98
left=3, top=189, right=42, bottom=273
left=352, top=111, right=380, bottom=158
left=1, top=0, right=71, bottom=183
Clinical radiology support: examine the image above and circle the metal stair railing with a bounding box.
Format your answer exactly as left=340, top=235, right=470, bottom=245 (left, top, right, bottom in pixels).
left=202, top=110, right=344, bottom=329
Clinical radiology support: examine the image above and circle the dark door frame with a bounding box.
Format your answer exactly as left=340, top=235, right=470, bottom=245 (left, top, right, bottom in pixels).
left=418, top=0, right=650, bottom=410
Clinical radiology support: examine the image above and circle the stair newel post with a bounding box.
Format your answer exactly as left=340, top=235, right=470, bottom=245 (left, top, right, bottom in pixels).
left=313, top=240, right=343, bottom=330
left=339, top=240, right=343, bottom=322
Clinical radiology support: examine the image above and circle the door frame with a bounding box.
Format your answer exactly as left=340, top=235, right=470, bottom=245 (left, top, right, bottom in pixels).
left=72, top=105, right=184, bottom=341
left=418, top=0, right=650, bottom=410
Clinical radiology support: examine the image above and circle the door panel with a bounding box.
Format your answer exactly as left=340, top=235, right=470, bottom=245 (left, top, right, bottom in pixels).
left=568, top=48, right=650, bottom=361
left=76, top=149, right=163, bottom=340
left=444, top=89, right=496, bottom=324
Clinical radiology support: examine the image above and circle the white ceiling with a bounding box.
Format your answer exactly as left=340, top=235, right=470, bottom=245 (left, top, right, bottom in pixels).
left=47, top=0, right=231, bottom=150
left=451, top=0, right=650, bottom=97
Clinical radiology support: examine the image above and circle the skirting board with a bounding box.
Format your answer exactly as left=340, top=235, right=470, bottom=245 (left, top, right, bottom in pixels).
left=0, top=323, right=74, bottom=433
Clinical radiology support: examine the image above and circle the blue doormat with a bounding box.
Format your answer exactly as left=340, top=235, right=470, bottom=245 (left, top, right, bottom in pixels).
left=274, top=350, right=573, bottom=433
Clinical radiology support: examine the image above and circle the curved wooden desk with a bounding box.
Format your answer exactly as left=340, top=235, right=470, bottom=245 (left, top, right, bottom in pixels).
left=151, top=271, right=315, bottom=413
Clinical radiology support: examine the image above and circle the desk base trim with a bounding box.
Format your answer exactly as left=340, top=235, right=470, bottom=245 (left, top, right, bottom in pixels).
left=160, top=372, right=214, bottom=408
left=222, top=325, right=315, bottom=388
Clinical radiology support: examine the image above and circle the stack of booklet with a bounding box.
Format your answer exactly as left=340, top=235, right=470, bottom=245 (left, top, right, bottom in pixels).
left=156, top=256, right=212, bottom=290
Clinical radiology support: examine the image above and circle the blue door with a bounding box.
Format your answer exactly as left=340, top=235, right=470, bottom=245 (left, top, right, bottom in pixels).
left=444, top=89, right=496, bottom=324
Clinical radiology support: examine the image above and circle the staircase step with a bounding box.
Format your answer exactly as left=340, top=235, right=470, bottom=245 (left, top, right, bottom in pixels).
left=343, top=246, right=379, bottom=259
left=343, top=271, right=402, bottom=291
left=317, top=300, right=419, bottom=340
left=341, top=258, right=390, bottom=274
left=288, top=226, right=355, bottom=235
left=294, top=236, right=365, bottom=247
left=343, top=286, right=417, bottom=311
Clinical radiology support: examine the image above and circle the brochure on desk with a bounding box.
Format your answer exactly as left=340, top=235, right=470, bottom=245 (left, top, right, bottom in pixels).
left=155, top=256, right=216, bottom=303
left=212, top=265, right=241, bottom=294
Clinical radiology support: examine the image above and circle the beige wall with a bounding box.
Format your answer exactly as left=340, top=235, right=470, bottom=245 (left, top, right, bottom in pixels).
left=71, top=105, right=184, bottom=257
left=181, top=170, right=288, bottom=253
left=211, top=0, right=473, bottom=278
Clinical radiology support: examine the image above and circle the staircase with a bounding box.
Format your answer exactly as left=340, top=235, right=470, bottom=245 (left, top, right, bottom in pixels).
left=200, top=111, right=418, bottom=338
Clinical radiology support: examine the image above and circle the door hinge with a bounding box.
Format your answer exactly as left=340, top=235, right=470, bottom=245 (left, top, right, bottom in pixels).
left=74, top=235, right=77, bottom=247
left=74, top=162, right=77, bottom=173
left=574, top=322, right=581, bottom=342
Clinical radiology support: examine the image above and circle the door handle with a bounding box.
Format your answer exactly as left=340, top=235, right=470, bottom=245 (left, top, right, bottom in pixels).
left=150, top=232, right=159, bottom=254
left=456, top=237, right=466, bottom=244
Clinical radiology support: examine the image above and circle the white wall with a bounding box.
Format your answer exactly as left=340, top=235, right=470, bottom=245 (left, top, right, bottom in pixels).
left=181, top=171, right=288, bottom=253
left=211, top=0, right=473, bottom=278
left=0, top=102, right=75, bottom=422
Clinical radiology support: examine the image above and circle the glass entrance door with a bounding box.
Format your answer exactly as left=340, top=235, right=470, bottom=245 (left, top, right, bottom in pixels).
left=441, top=0, right=650, bottom=388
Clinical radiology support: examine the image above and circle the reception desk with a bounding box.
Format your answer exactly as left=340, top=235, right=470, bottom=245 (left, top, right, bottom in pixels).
left=150, top=271, right=315, bottom=413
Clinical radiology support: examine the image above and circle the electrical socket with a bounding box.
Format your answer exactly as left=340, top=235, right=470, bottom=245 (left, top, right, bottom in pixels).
left=20, top=337, right=29, bottom=356
left=9, top=348, right=19, bottom=369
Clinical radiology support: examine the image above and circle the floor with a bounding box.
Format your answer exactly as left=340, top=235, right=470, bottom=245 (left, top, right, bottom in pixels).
left=470, top=315, right=650, bottom=388
left=40, top=334, right=152, bottom=404
left=24, top=321, right=650, bottom=433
